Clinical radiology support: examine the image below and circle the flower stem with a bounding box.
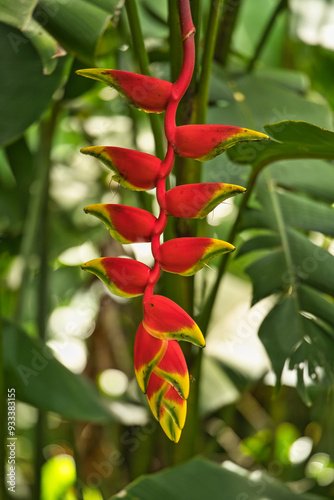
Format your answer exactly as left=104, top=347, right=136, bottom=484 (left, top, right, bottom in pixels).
left=215, top=0, right=243, bottom=65
left=125, top=0, right=164, bottom=159
left=198, top=163, right=262, bottom=334
left=196, top=0, right=224, bottom=124
left=33, top=102, right=61, bottom=500
left=246, top=0, right=288, bottom=73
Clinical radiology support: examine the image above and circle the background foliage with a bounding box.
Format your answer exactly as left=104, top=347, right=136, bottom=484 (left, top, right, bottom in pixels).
left=1, top=0, right=334, bottom=499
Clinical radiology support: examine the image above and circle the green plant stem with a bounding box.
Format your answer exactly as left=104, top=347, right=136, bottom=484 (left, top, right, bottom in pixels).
left=178, top=162, right=264, bottom=459
left=168, top=0, right=183, bottom=82
left=125, top=0, right=164, bottom=159
left=215, top=0, right=243, bottom=65
left=15, top=103, right=60, bottom=324
left=198, top=163, right=262, bottom=334
left=195, top=0, right=223, bottom=124
left=33, top=102, right=60, bottom=500
left=247, top=0, right=288, bottom=73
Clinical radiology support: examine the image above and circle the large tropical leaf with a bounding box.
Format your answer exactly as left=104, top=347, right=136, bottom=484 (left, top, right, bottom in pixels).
left=110, top=456, right=327, bottom=500
left=228, top=121, right=334, bottom=168
left=236, top=153, right=334, bottom=401
left=0, top=22, right=65, bottom=147
left=3, top=319, right=112, bottom=422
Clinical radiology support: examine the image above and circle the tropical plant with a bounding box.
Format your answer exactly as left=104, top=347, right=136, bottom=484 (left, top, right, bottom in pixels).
left=1, top=0, right=334, bottom=499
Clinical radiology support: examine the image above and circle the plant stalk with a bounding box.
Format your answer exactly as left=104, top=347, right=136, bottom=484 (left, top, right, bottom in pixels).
left=125, top=0, right=164, bottom=159
left=33, top=102, right=60, bottom=500
left=215, top=0, right=243, bottom=65
left=247, top=0, right=288, bottom=73
left=195, top=0, right=223, bottom=124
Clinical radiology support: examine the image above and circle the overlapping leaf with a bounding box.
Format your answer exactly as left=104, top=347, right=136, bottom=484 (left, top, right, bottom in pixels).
left=236, top=155, right=334, bottom=400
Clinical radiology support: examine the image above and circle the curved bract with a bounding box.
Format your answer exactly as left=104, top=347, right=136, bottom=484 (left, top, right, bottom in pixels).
left=78, top=0, right=268, bottom=442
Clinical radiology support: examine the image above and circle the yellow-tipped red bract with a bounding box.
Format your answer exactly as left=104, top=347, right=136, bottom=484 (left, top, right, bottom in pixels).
left=173, top=125, right=269, bottom=161
left=82, top=257, right=150, bottom=298
left=80, top=146, right=160, bottom=191
left=164, top=182, right=246, bottom=219
left=134, top=323, right=167, bottom=393
left=76, top=69, right=172, bottom=113
left=143, top=295, right=205, bottom=347
left=158, top=237, right=235, bottom=276
left=84, top=203, right=156, bottom=244
left=134, top=323, right=189, bottom=442
left=146, top=373, right=187, bottom=443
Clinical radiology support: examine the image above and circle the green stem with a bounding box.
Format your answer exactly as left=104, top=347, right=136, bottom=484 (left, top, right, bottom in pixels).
left=125, top=0, right=164, bottom=159
left=215, top=0, right=243, bottom=65
left=198, top=163, right=262, bottom=334
left=184, top=163, right=265, bottom=458
left=168, top=0, right=183, bottom=82
left=247, top=0, right=288, bottom=73
left=196, top=0, right=223, bottom=124
left=33, top=102, right=60, bottom=500
left=15, top=104, right=60, bottom=324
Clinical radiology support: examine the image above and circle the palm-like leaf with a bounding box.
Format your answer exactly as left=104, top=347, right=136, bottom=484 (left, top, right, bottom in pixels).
left=234, top=121, right=334, bottom=402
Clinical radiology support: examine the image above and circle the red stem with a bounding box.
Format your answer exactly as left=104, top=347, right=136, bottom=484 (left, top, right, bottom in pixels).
left=144, top=0, right=195, bottom=302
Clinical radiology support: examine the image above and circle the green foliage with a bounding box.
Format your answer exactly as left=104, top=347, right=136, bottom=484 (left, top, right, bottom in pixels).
left=110, top=456, right=327, bottom=500
left=1, top=0, right=334, bottom=499
left=3, top=320, right=112, bottom=422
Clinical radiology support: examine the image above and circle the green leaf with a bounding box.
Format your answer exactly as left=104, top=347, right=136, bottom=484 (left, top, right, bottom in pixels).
left=270, top=159, right=334, bottom=204
left=199, top=355, right=240, bottom=416
left=23, top=17, right=60, bottom=75
left=238, top=162, right=334, bottom=397
left=0, top=22, right=65, bottom=147
left=3, top=319, right=112, bottom=422
left=34, top=0, right=117, bottom=65
left=228, top=121, right=334, bottom=167
left=111, top=456, right=327, bottom=500
left=0, top=0, right=38, bottom=29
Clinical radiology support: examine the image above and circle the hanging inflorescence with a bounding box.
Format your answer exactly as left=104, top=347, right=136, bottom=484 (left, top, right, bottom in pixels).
left=77, top=0, right=268, bottom=442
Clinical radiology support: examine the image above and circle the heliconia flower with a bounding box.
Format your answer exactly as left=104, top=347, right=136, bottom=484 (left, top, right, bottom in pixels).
left=80, top=146, right=160, bottom=191
left=134, top=323, right=189, bottom=398
left=78, top=0, right=270, bottom=442
left=134, top=322, right=167, bottom=393
left=143, top=295, right=205, bottom=347
left=81, top=257, right=151, bottom=298
left=84, top=203, right=156, bottom=244
left=158, top=237, right=235, bottom=276
left=146, top=372, right=187, bottom=442
left=76, top=69, right=172, bottom=113
left=164, top=182, right=246, bottom=218
left=153, top=339, right=189, bottom=399
left=173, top=125, right=269, bottom=161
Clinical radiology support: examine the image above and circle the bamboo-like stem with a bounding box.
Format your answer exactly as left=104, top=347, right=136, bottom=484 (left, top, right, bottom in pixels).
left=247, top=0, right=288, bottom=73
left=33, top=102, right=60, bottom=500
left=14, top=104, right=59, bottom=323
left=168, top=0, right=183, bottom=82
left=125, top=0, right=164, bottom=159
left=215, top=0, right=243, bottom=65
left=198, top=163, right=264, bottom=334
left=195, top=0, right=223, bottom=124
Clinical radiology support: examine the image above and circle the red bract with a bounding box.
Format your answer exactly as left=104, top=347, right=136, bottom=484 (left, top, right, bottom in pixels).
left=80, top=146, right=160, bottom=191
left=78, top=0, right=268, bottom=441
left=164, top=183, right=246, bottom=219
left=76, top=69, right=172, bottom=113
left=143, top=295, right=205, bottom=347
left=84, top=203, right=156, bottom=243
left=158, top=237, right=235, bottom=276
left=173, top=124, right=269, bottom=161
left=82, top=258, right=150, bottom=298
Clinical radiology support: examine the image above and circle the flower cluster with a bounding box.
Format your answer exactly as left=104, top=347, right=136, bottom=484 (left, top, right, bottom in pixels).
left=77, top=0, right=268, bottom=442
